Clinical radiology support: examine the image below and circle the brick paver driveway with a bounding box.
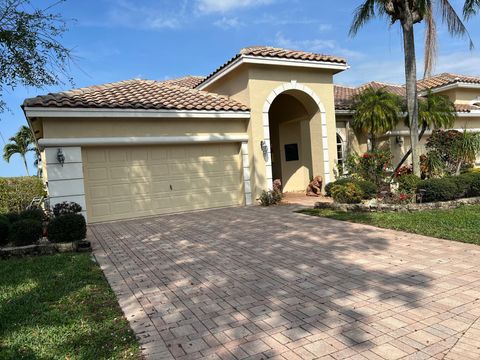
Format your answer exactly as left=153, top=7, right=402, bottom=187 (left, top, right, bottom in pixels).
left=89, top=205, right=480, bottom=360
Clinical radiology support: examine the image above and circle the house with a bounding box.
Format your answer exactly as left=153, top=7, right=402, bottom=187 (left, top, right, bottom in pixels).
left=23, top=46, right=480, bottom=223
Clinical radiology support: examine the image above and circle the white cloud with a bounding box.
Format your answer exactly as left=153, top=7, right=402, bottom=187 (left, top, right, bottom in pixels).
left=434, top=52, right=480, bottom=76
left=196, top=0, right=274, bottom=14
left=214, top=17, right=245, bottom=29
left=105, top=0, right=184, bottom=30
left=274, top=33, right=364, bottom=60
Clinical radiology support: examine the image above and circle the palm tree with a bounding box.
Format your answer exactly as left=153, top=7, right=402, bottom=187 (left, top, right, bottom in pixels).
left=452, top=130, right=480, bottom=175
left=3, top=125, right=35, bottom=176
left=464, top=0, right=480, bottom=18
left=351, top=87, right=402, bottom=150
left=350, top=0, right=473, bottom=176
left=393, top=90, right=456, bottom=173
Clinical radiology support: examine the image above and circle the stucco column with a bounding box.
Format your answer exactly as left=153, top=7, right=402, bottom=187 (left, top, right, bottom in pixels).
left=44, top=146, right=87, bottom=220
left=241, top=142, right=253, bottom=205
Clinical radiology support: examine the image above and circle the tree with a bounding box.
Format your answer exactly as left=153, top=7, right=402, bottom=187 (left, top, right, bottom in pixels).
left=463, top=0, right=480, bottom=18
left=351, top=87, right=402, bottom=150
left=3, top=125, right=35, bottom=175
left=350, top=0, right=473, bottom=177
left=452, top=130, right=480, bottom=175
left=393, top=90, right=456, bottom=174
left=0, top=0, right=72, bottom=111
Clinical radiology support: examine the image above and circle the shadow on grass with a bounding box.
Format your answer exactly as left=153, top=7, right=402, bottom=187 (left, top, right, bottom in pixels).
left=90, top=205, right=437, bottom=358
left=0, top=254, right=140, bottom=360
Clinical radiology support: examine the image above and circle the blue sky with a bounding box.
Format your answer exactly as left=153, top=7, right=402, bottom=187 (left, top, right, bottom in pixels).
left=1, top=0, right=479, bottom=176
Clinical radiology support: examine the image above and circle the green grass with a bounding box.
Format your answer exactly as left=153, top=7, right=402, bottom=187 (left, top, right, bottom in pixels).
left=0, top=253, right=141, bottom=360
left=299, top=204, right=480, bottom=245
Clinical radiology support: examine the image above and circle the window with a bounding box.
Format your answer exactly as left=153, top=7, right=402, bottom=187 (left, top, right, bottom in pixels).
left=284, top=143, right=299, bottom=161
left=336, top=133, right=345, bottom=166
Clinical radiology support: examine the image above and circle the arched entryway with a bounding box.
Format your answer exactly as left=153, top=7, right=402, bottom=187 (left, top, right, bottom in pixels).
left=262, top=82, right=331, bottom=192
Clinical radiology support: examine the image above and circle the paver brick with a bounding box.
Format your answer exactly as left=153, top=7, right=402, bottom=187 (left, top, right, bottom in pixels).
left=90, top=205, right=480, bottom=359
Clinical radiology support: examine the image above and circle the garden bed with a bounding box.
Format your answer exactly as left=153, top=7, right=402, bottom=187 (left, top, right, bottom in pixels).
left=0, top=239, right=91, bottom=259
left=315, top=196, right=480, bottom=212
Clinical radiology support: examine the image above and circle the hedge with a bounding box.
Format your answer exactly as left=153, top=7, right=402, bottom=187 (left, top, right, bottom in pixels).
left=325, top=178, right=377, bottom=199
left=0, top=177, right=46, bottom=213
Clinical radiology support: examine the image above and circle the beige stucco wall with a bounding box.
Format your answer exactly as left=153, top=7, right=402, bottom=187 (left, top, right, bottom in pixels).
left=41, top=117, right=247, bottom=138
left=205, top=64, right=339, bottom=197
left=439, top=88, right=480, bottom=104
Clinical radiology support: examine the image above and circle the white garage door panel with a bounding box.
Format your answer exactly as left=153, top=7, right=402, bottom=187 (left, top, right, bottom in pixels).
left=83, top=143, right=244, bottom=222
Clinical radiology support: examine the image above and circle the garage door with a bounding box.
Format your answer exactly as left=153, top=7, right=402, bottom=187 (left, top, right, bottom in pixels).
left=82, top=143, right=244, bottom=222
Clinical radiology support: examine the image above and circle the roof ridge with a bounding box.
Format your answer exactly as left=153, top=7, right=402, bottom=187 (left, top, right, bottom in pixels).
left=358, top=80, right=403, bottom=88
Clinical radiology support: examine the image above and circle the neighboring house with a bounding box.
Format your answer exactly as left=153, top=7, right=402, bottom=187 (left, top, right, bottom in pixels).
left=335, top=73, right=480, bottom=169
left=22, top=46, right=480, bottom=223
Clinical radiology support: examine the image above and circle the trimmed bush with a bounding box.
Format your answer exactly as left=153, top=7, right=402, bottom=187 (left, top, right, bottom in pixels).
left=331, top=183, right=364, bottom=204
left=417, top=178, right=460, bottom=202
left=0, top=217, right=10, bottom=246
left=397, top=174, right=422, bottom=194
left=52, top=201, right=82, bottom=216
left=47, top=214, right=86, bottom=243
left=4, top=212, right=20, bottom=224
left=325, top=178, right=377, bottom=200
left=470, top=174, right=480, bottom=196
left=8, top=219, right=43, bottom=246
left=0, top=177, right=46, bottom=213
left=19, top=208, right=45, bottom=222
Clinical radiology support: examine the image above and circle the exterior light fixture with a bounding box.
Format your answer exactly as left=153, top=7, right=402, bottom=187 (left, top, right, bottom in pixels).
left=260, top=140, right=269, bottom=155
left=57, top=148, right=65, bottom=167
left=395, top=135, right=404, bottom=146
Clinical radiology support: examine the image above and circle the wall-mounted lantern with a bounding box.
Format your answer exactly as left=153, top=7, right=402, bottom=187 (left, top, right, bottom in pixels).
left=260, top=140, right=269, bottom=155
left=395, top=135, right=404, bottom=146
left=57, top=148, right=65, bottom=167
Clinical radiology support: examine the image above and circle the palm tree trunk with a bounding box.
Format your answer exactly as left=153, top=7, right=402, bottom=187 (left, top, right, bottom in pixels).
left=402, top=14, right=421, bottom=177
left=392, top=124, right=427, bottom=176
left=22, top=155, right=30, bottom=176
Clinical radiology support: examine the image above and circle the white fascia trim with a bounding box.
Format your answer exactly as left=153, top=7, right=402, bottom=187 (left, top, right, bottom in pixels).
left=457, top=111, right=480, bottom=117
left=38, top=134, right=249, bottom=148
left=24, top=107, right=250, bottom=119
left=197, top=55, right=349, bottom=90
left=420, top=82, right=480, bottom=96
left=388, top=128, right=480, bottom=136
left=335, top=110, right=354, bottom=115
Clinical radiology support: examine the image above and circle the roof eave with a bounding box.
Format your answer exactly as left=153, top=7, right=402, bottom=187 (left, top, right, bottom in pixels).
left=23, top=107, right=251, bottom=119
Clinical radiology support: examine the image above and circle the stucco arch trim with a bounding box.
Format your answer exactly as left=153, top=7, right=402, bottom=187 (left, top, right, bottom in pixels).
left=261, top=81, right=331, bottom=189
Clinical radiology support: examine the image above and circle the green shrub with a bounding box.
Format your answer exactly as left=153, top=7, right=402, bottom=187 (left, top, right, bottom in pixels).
left=356, top=180, right=378, bottom=199
left=0, top=177, right=46, bottom=213
left=325, top=178, right=377, bottom=199
left=469, top=174, right=480, bottom=196
left=19, top=208, right=45, bottom=222
left=8, top=219, right=43, bottom=246
left=47, top=214, right=87, bottom=243
left=257, top=190, right=282, bottom=206
left=0, top=218, right=10, bottom=246
left=397, top=174, right=422, bottom=194
left=417, top=178, right=460, bottom=202
left=325, top=178, right=354, bottom=197
left=4, top=212, right=20, bottom=223
left=331, top=183, right=364, bottom=204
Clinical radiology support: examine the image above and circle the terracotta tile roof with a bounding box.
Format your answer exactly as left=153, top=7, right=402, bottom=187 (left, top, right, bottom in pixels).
left=334, top=82, right=405, bottom=110
left=417, top=73, right=480, bottom=91
left=161, top=76, right=205, bottom=89
left=23, top=78, right=248, bottom=112
left=198, top=46, right=347, bottom=88
left=455, top=103, right=480, bottom=113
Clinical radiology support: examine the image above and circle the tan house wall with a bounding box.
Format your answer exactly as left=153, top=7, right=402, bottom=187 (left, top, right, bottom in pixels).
left=439, top=88, right=480, bottom=104
left=42, top=117, right=247, bottom=138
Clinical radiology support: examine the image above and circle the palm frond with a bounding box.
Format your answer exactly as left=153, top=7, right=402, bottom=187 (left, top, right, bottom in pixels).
left=438, top=0, right=474, bottom=49
left=463, top=0, right=480, bottom=19
left=350, top=0, right=378, bottom=36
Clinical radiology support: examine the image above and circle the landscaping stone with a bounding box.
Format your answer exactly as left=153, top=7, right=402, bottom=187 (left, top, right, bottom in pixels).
left=0, top=239, right=90, bottom=258
left=315, top=196, right=480, bottom=212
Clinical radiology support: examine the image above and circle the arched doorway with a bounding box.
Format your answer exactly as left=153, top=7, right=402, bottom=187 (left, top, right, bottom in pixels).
left=262, top=82, right=330, bottom=192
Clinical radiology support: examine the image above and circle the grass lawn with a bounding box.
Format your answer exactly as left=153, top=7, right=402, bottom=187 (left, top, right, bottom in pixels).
left=0, top=253, right=141, bottom=360
left=299, top=204, right=480, bottom=245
